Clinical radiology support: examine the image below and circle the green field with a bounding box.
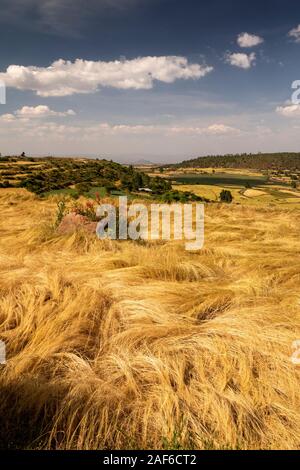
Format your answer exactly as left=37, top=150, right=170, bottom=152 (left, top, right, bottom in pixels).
left=43, top=186, right=108, bottom=199
left=170, top=173, right=268, bottom=186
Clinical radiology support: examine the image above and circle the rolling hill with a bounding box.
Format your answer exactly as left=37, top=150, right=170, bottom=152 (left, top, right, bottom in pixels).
left=168, top=152, right=300, bottom=170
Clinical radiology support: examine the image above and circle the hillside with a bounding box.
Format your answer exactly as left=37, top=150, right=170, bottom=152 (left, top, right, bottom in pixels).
left=0, top=156, right=171, bottom=196
left=168, top=153, right=300, bottom=170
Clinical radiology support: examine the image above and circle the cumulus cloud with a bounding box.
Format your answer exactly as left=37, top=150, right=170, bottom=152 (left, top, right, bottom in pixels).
left=276, top=103, right=300, bottom=117
left=169, top=123, right=239, bottom=136
left=0, top=105, right=75, bottom=123
left=0, top=113, right=16, bottom=122
left=15, top=105, right=76, bottom=118
left=0, top=117, right=240, bottom=138
left=237, top=32, right=264, bottom=48
left=205, top=123, right=239, bottom=135
left=0, top=57, right=213, bottom=97
left=226, top=52, right=256, bottom=69
left=85, top=122, right=240, bottom=137
left=288, top=24, right=300, bottom=43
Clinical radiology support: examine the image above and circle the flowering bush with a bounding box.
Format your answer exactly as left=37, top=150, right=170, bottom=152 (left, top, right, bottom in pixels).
left=71, top=200, right=99, bottom=221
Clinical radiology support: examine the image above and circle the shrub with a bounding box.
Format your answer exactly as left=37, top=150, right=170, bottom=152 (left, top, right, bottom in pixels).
left=71, top=200, right=98, bottom=221
left=220, top=189, right=233, bottom=203
left=75, top=182, right=91, bottom=194
left=54, top=200, right=68, bottom=229
left=160, top=190, right=205, bottom=203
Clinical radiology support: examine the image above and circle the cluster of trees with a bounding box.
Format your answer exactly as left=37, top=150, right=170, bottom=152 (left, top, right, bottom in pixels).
left=168, top=152, right=300, bottom=171
left=123, top=164, right=172, bottom=194
left=12, top=158, right=172, bottom=196
left=160, top=190, right=209, bottom=203
left=119, top=166, right=171, bottom=193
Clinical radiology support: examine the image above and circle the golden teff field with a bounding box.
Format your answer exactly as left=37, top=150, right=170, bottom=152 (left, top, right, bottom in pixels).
left=0, top=187, right=300, bottom=449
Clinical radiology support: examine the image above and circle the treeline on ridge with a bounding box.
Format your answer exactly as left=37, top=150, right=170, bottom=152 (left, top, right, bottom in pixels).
left=168, top=152, right=300, bottom=170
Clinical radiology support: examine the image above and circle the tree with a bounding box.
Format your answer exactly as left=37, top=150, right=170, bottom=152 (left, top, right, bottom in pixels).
left=220, top=189, right=233, bottom=203
left=132, top=172, right=143, bottom=190
left=75, top=182, right=91, bottom=194
left=120, top=175, right=133, bottom=191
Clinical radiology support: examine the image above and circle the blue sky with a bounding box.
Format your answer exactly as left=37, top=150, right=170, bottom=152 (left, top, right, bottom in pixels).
left=0, top=0, right=300, bottom=162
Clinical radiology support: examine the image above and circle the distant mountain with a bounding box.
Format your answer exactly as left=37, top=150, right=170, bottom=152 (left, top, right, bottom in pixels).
left=130, top=159, right=155, bottom=165
left=167, top=153, right=300, bottom=170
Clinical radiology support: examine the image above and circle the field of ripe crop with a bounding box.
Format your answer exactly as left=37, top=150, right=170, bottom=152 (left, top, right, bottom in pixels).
left=174, top=183, right=300, bottom=207
left=0, top=188, right=300, bottom=449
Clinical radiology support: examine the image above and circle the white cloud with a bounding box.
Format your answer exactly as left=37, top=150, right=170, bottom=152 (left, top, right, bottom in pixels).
left=89, top=122, right=240, bottom=136
left=276, top=103, right=300, bottom=117
left=288, top=24, right=300, bottom=43
left=0, top=57, right=213, bottom=97
left=226, top=52, right=256, bottom=69
left=169, top=123, right=240, bottom=136
left=0, top=117, right=240, bottom=138
left=0, top=113, right=16, bottom=122
left=92, top=123, right=157, bottom=135
left=237, top=32, right=264, bottom=48
left=0, top=105, right=75, bottom=123
left=205, top=123, right=239, bottom=135
left=15, top=105, right=75, bottom=118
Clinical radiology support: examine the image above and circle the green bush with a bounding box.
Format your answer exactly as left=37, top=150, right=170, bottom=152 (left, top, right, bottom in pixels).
left=291, top=181, right=297, bottom=189
left=75, top=182, right=91, bottom=194
left=220, top=189, right=233, bottom=203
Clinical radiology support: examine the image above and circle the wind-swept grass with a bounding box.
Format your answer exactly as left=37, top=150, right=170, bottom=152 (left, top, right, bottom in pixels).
left=0, top=188, right=300, bottom=449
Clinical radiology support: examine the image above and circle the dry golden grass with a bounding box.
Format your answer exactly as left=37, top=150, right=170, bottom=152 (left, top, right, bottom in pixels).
left=243, top=189, right=268, bottom=198
left=0, top=188, right=300, bottom=449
